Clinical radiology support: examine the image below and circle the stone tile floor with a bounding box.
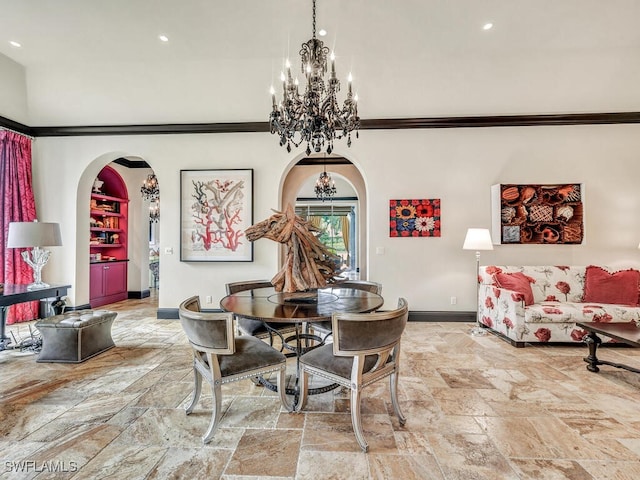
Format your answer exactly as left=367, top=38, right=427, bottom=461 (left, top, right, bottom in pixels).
left=1, top=294, right=640, bottom=479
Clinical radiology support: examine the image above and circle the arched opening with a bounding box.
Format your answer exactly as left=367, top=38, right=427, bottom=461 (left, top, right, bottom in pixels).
left=281, top=155, right=369, bottom=279
left=76, top=153, right=157, bottom=308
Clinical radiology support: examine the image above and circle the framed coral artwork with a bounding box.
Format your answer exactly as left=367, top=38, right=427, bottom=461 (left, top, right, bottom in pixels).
left=491, top=183, right=583, bottom=244
left=180, top=169, right=253, bottom=261
left=390, top=199, right=441, bottom=237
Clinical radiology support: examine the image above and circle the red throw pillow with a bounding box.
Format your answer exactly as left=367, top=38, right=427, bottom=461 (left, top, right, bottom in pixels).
left=583, top=266, right=640, bottom=306
left=494, top=272, right=535, bottom=306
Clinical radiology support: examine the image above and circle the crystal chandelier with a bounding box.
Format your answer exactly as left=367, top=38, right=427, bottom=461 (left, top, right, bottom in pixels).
left=149, top=200, right=160, bottom=223
left=314, top=166, right=337, bottom=201
left=141, top=173, right=159, bottom=201
left=269, top=0, right=360, bottom=155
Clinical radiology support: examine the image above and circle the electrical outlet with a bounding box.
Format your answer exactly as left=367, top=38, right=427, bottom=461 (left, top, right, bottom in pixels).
left=205, top=295, right=212, bottom=304
left=450, top=296, right=457, bottom=305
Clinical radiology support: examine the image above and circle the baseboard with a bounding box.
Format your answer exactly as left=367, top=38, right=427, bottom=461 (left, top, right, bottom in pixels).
left=157, top=308, right=178, bottom=319
left=158, top=308, right=474, bottom=321
left=128, top=290, right=150, bottom=299
left=408, top=311, right=475, bottom=322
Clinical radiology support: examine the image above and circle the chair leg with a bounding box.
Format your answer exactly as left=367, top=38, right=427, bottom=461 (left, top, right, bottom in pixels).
left=202, top=380, right=222, bottom=444
left=295, top=367, right=310, bottom=412
left=390, top=371, right=406, bottom=425
left=277, top=364, right=292, bottom=412
left=350, top=386, right=368, bottom=453
left=185, top=365, right=202, bottom=415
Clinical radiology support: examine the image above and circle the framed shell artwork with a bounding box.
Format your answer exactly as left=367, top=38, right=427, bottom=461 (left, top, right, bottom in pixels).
left=491, top=183, right=583, bottom=244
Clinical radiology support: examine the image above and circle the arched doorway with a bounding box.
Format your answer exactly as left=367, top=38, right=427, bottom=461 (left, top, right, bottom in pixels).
left=76, top=154, right=157, bottom=308
left=280, top=155, right=369, bottom=279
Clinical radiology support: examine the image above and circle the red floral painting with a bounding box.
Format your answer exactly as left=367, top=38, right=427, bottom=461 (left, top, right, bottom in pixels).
left=390, top=199, right=441, bottom=237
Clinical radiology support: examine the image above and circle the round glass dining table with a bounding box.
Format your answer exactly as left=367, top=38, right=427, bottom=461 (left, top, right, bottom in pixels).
left=220, top=284, right=384, bottom=402
left=219, top=285, right=384, bottom=323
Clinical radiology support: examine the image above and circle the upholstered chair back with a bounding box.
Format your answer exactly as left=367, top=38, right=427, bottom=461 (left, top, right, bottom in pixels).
left=178, top=296, right=234, bottom=354
left=332, top=297, right=407, bottom=356
left=226, top=280, right=273, bottom=295
left=333, top=280, right=382, bottom=295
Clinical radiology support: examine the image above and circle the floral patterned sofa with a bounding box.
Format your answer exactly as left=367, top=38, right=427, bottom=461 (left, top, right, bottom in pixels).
left=478, top=265, right=640, bottom=347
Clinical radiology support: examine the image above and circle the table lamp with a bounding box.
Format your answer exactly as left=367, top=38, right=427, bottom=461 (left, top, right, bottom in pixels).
left=7, top=221, right=63, bottom=290
left=462, top=228, right=494, bottom=336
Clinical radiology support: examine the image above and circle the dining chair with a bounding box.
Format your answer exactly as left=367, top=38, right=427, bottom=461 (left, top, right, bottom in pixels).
left=311, top=280, right=383, bottom=340
left=225, top=280, right=297, bottom=351
left=296, top=297, right=408, bottom=452
left=179, top=296, right=291, bottom=444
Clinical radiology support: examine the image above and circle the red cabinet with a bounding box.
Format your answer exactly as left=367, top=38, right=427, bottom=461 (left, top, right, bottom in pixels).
left=90, top=261, right=128, bottom=307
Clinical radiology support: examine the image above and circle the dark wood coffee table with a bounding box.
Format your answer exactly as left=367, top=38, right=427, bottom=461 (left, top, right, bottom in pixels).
left=576, top=321, right=640, bottom=374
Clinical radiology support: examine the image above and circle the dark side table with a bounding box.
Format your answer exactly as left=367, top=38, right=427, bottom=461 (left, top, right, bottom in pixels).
left=0, top=284, right=71, bottom=351
left=577, top=321, right=640, bottom=374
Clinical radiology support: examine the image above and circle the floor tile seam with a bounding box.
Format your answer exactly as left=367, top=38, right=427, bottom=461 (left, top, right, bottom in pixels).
left=507, top=454, right=640, bottom=463
left=66, top=443, right=169, bottom=480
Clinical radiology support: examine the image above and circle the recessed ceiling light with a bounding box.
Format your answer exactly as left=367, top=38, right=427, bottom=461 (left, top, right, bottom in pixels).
left=318, top=29, right=327, bottom=36
left=483, top=23, right=493, bottom=31
left=9, top=40, right=21, bottom=47
left=158, top=35, right=169, bottom=42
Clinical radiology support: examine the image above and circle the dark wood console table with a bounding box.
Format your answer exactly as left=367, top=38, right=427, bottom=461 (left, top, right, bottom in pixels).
left=577, top=321, right=640, bottom=374
left=0, top=284, right=71, bottom=351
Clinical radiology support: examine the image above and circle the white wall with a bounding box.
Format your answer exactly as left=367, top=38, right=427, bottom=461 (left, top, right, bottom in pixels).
left=0, top=53, right=28, bottom=124
left=31, top=123, right=640, bottom=313
left=23, top=47, right=640, bottom=126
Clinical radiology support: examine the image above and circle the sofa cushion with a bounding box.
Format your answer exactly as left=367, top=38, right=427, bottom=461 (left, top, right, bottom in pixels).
left=525, top=301, right=640, bottom=324
left=494, top=272, right=535, bottom=305
left=583, top=266, right=640, bottom=306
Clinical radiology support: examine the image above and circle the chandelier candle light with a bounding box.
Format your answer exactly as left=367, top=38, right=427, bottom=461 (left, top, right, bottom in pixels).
left=314, top=166, right=337, bottom=201
left=7, top=221, right=63, bottom=290
left=269, top=0, right=360, bottom=155
left=462, top=228, right=494, bottom=336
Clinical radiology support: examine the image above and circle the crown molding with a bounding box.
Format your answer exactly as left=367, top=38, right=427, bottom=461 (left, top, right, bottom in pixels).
left=2, top=112, right=640, bottom=138
left=0, top=115, right=33, bottom=136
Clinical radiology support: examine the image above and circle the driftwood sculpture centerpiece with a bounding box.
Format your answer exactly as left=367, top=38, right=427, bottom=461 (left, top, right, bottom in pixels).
left=245, top=204, right=340, bottom=293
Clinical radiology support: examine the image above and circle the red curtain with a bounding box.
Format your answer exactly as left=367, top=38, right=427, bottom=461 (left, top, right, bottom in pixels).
left=0, top=129, right=38, bottom=323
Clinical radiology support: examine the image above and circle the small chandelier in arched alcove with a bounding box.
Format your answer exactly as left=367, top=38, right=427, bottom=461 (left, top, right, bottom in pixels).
left=141, top=173, right=159, bottom=201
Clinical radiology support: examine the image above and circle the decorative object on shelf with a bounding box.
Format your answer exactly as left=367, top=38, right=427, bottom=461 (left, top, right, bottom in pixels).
left=314, top=165, right=337, bottom=201
left=92, top=179, right=104, bottom=193
left=491, top=183, right=583, bottom=244
left=7, top=221, right=63, bottom=290
left=390, top=199, right=441, bottom=237
left=140, top=173, right=159, bottom=201
left=180, top=169, right=253, bottom=262
left=269, top=0, right=359, bottom=155
left=245, top=204, right=341, bottom=293
left=149, top=200, right=160, bottom=223
left=462, top=228, right=494, bottom=337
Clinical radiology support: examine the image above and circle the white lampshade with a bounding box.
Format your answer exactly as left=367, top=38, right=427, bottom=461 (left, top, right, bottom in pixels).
left=462, top=228, right=493, bottom=251
left=7, top=221, right=63, bottom=248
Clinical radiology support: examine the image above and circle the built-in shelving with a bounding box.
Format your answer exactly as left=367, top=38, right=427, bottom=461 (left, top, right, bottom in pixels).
left=90, top=165, right=129, bottom=307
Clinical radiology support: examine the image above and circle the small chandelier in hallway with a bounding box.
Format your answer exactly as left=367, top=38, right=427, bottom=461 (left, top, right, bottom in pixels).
left=149, top=200, right=160, bottom=223
left=269, top=0, right=360, bottom=155
left=314, top=166, right=337, bottom=201
left=141, top=173, right=159, bottom=201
